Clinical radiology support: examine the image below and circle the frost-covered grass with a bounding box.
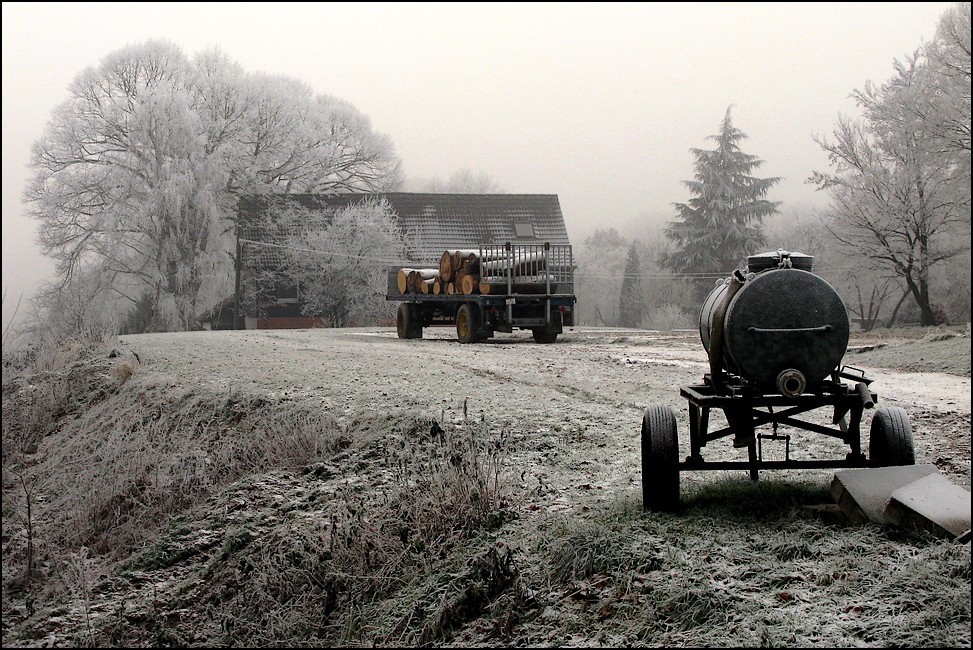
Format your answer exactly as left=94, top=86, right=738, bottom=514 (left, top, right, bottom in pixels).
left=2, top=331, right=969, bottom=648
left=849, top=324, right=971, bottom=376
left=531, top=480, right=970, bottom=648
left=2, top=340, right=516, bottom=647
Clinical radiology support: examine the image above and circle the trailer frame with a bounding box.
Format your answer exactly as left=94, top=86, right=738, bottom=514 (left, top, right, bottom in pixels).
left=640, top=366, right=916, bottom=512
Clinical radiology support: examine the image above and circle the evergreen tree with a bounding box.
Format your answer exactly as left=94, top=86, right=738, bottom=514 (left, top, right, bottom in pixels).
left=662, top=106, right=781, bottom=299
left=618, top=242, right=644, bottom=328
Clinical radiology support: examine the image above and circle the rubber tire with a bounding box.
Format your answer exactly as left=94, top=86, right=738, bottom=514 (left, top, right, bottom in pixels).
left=456, top=303, right=481, bottom=344
left=532, top=329, right=558, bottom=343
left=641, top=404, right=680, bottom=512
left=396, top=303, right=422, bottom=339
left=869, top=406, right=915, bottom=466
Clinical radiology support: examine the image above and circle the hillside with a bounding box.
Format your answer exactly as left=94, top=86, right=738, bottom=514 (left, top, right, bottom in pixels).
left=2, top=326, right=970, bottom=647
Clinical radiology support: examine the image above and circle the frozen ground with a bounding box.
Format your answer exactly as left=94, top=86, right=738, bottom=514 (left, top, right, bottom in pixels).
left=119, top=325, right=971, bottom=496
left=3, top=325, right=969, bottom=647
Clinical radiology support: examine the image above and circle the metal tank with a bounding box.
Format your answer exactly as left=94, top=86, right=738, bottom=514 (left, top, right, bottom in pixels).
left=638, top=248, right=915, bottom=514
left=698, top=250, right=850, bottom=396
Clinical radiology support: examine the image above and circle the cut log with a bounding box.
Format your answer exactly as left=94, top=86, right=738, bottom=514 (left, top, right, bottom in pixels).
left=462, top=256, right=480, bottom=274
left=438, top=251, right=454, bottom=282
left=406, top=268, right=438, bottom=293
left=461, top=274, right=480, bottom=295
left=440, top=249, right=480, bottom=281
left=440, top=249, right=510, bottom=280
left=433, top=278, right=443, bottom=295
left=446, top=282, right=456, bottom=295
left=480, top=251, right=548, bottom=275
left=480, top=274, right=558, bottom=295
left=397, top=268, right=416, bottom=294
left=419, top=277, right=435, bottom=294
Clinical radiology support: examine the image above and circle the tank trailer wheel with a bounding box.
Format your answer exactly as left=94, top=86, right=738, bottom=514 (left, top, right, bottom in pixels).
left=396, top=303, right=422, bottom=339
left=456, top=303, right=481, bottom=344
left=641, top=404, right=680, bottom=512
left=869, top=406, right=915, bottom=467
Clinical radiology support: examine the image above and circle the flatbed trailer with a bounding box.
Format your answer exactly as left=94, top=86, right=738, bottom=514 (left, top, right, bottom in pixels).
left=387, top=243, right=576, bottom=343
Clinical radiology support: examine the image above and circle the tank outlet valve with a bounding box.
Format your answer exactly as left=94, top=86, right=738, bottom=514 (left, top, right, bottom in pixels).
left=776, top=369, right=806, bottom=397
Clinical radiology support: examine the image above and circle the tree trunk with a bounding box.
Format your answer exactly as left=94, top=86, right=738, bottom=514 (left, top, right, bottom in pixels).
left=903, top=272, right=936, bottom=326
left=885, top=287, right=912, bottom=328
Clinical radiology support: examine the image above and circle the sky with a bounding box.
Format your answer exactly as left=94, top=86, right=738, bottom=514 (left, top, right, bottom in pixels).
left=1, top=1, right=956, bottom=328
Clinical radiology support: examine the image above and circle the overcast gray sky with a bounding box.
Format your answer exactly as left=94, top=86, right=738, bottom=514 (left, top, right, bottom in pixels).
left=1, top=2, right=955, bottom=327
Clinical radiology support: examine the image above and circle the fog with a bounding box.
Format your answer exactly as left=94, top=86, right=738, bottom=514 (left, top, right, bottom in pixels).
left=1, top=2, right=955, bottom=327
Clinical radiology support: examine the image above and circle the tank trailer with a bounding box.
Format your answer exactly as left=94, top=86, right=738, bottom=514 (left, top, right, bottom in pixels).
left=641, top=250, right=916, bottom=512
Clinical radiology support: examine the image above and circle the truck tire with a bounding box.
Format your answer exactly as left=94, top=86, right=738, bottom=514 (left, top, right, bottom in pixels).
left=531, top=329, right=558, bottom=343
left=456, top=303, right=481, bottom=344
left=869, top=406, right=915, bottom=466
left=641, top=404, right=680, bottom=512
left=396, top=303, right=422, bottom=339
left=532, top=311, right=561, bottom=343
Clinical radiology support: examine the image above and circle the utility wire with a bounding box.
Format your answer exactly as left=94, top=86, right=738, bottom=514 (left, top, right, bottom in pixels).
left=239, top=237, right=865, bottom=281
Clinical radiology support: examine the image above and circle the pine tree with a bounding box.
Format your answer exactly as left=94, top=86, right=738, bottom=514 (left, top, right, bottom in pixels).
left=618, top=242, right=644, bottom=328
left=662, top=106, right=781, bottom=296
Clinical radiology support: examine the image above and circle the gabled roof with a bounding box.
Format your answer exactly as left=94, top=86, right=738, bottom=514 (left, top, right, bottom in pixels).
left=238, top=193, right=571, bottom=266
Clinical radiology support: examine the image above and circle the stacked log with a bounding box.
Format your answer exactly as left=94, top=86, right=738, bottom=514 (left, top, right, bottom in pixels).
left=396, top=248, right=559, bottom=295
left=480, top=274, right=558, bottom=295
left=439, top=250, right=479, bottom=284
left=397, top=268, right=438, bottom=294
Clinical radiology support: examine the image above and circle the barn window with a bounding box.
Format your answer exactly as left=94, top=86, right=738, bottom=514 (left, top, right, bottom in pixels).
left=514, top=222, right=535, bottom=238
left=276, top=281, right=300, bottom=303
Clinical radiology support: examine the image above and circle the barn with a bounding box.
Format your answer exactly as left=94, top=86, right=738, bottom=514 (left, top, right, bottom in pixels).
left=199, top=193, right=573, bottom=329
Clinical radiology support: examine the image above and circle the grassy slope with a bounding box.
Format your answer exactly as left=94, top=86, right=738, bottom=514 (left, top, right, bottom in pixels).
left=2, top=331, right=970, bottom=648
left=849, top=327, right=971, bottom=377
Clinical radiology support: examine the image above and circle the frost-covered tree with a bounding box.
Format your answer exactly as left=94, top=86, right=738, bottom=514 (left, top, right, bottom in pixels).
left=618, top=242, right=644, bottom=328
left=422, top=169, right=503, bottom=193
left=278, top=199, right=407, bottom=327
left=924, top=2, right=971, bottom=198
left=810, top=11, right=971, bottom=326
left=634, top=227, right=696, bottom=330
left=661, top=106, right=781, bottom=296
left=24, top=40, right=402, bottom=333
left=575, top=228, right=629, bottom=326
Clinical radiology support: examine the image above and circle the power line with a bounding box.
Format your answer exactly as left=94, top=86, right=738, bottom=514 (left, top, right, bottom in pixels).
left=240, top=237, right=869, bottom=282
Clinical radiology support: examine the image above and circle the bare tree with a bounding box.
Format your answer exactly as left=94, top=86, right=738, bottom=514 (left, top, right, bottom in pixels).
left=925, top=2, right=971, bottom=194
left=810, top=48, right=971, bottom=325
